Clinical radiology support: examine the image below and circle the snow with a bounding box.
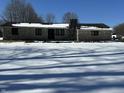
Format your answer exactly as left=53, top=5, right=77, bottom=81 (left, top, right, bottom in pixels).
left=0, top=38, right=3, bottom=40
left=80, top=26, right=113, bottom=31
left=0, top=42, right=124, bottom=93
left=12, top=23, right=69, bottom=29
left=12, top=23, right=112, bottom=31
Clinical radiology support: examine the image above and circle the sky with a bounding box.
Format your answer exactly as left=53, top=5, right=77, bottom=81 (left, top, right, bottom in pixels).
left=0, top=0, right=124, bottom=27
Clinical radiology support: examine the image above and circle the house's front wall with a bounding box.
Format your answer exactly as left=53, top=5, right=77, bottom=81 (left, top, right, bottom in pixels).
left=2, top=27, right=69, bottom=41
left=77, top=29, right=112, bottom=41
left=2, top=27, right=48, bottom=40
left=19, top=28, right=48, bottom=40
left=2, top=26, right=112, bottom=41
left=54, top=29, right=69, bottom=41
left=2, top=27, right=12, bottom=40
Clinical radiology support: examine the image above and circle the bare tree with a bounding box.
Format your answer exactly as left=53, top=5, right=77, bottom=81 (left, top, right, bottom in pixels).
left=114, top=23, right=124, bottom=36
left=0, top=15, right=8, bottom=23
left=0, top=15, right=6, bottom=24
left=3, top=0, right=26, bottom=22
left=62, top=12, right=78, bottom=23
left=3, top=0, right=41, bottom=23
left=45, top=13, right=55, bottom=23
left=24, top=3, right=43, bottom=23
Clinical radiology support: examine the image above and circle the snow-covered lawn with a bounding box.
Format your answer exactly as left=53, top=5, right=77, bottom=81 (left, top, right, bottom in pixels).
left=0, top=42, right=124, bottom=93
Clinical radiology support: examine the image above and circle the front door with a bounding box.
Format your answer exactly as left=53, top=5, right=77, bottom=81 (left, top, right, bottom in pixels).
left=48, top=29, right=55, bottom=40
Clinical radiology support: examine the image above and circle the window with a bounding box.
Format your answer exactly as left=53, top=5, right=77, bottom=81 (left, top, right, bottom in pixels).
left=35, top=28, right=42, bottom=36
left=11, top=28, right=18, bottom=35
left=55, top=29, right=65, bottom=36
left=91, top=31, right=99, bottom=36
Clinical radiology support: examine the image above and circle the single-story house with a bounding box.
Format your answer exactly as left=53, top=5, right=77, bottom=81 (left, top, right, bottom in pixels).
left=0, top=19, right=112, bottom=41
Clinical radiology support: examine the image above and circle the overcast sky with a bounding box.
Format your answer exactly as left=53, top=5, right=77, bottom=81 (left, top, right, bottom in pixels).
left=0, top=0, right=124, bottom=26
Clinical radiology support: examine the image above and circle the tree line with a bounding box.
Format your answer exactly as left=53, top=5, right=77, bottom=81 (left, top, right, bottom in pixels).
left=0, top=0, right=78, bottom=24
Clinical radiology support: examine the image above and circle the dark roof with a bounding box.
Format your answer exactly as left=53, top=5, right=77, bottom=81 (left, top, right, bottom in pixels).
left=78, top=23, right=110, bottom=28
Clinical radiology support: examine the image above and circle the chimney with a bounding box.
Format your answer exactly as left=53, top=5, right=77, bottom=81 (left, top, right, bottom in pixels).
left=69, top=19, right=78, bottom=40
left=69, top=19, right=78, bottom=29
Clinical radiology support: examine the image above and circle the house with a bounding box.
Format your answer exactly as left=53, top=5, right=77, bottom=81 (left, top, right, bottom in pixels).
left=0, top=19, right=112, bottom=41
